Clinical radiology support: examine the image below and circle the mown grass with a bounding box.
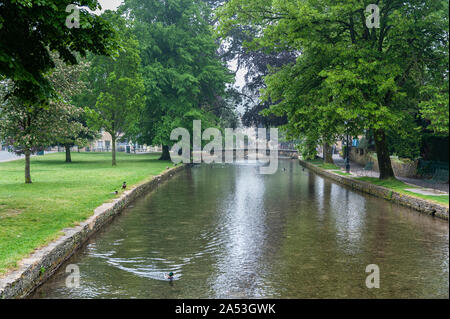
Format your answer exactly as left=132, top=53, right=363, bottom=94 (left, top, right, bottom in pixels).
left=332, top=170, right=352, bottom=176
left=356, top=177, right=449, bottom=206
left=0, top=152, right=171, bottom=275
left=306, top=158, right=341, bottom=170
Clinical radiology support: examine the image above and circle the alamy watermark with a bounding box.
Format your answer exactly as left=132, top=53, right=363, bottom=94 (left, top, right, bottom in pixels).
left=65, top=4, right=80, bottom=29
left=365, top=264, right=380, bottom=289
left=65, top=264, right=80, bottom=288
left=170, top=121, right=279, bottom=174
left=65, top=3, right=380, bottom=29
left=366, top=4, right=380, bottom=29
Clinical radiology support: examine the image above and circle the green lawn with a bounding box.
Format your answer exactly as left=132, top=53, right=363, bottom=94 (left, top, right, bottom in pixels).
left=0, top=152, right=171, bottom=275
left=356, top=177, right=449, bottom=206
left=306, top=159, right=341, bottom=170
left=332, top=170, right=352, bottom=176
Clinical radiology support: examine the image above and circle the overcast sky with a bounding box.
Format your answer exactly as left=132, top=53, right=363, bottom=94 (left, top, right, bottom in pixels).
left=97, top=0, right=123, bottom=13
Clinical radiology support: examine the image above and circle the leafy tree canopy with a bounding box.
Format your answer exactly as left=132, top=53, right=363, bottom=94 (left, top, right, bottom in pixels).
left=121, top=0, right=234, bottom=158
left=75, top=11, right=146, bottom=166
left=0, top=0, right=118, bottom=105
left=216, top=0, right=449, bottom=178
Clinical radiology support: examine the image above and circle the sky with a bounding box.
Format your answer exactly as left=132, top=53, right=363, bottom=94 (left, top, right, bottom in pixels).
left=97, top=0, right=123, bottom=13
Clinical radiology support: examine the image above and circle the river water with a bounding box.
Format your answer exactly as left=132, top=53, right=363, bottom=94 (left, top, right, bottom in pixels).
left=31, top=161, right=449, bottom=298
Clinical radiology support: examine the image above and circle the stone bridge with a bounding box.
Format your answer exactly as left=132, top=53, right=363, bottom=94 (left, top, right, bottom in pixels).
left=218, top=148, right=299, bottom=159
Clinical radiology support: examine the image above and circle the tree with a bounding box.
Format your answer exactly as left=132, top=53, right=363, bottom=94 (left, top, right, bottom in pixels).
left=48, top=55, right=98, bottom=163
left=259, top=47, right=349, bottom=164
left=217, top=0, right=449, bottom=179
left=79, top=13, right=145, bottom=166
left=121, top=0, right=234, bottom=160
left=419, top=81, right=449, bottom=136
left=54, top=113, right=99, bottom=163
left=0, top=79, right=85, bottom=183
left=216, top=25, right=296, bottom=128
left=0, top=0, right=117, bottom=105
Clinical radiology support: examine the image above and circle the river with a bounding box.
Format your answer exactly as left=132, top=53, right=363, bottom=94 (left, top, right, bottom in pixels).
left=30, top=160, right=449, bottom=298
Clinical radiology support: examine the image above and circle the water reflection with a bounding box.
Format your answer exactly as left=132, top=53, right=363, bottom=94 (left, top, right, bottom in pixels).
left=210, top=163, right=272, bottom=298
left=329, top=183, right=367, bottom=255
left=30, top=161, right=449, bottom=299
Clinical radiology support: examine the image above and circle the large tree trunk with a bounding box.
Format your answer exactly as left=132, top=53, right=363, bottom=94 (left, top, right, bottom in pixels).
left=112, top=135, right=117, bottom=166
left=323, top=142, right=334, bottom=164
left=159, top=145, right=171, bottom=160
left=25, top=149, right=32, bottom=184
left=65, top=144, right=72, bottom=163
left=374, top=128, right=395, bottom=179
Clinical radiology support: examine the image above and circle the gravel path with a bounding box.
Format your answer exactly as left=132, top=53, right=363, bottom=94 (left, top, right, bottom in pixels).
left=0, top=151, right=24, bottom=162
left=0, top=151, right=57, bottom=163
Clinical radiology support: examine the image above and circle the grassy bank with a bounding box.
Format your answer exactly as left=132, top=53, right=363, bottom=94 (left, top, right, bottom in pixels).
left=305, top=159, right=341, bottom=170
left=356, top=177, right=449, bottom=206
left=332, top=170, right=352, bottom=176
left=0, top=152, right=171, bottom=275
left=305, top=158, right=448, bottom=206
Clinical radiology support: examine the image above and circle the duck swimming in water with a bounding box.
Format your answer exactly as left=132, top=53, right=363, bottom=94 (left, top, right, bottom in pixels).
left=165, top=272, right=174, bottom=280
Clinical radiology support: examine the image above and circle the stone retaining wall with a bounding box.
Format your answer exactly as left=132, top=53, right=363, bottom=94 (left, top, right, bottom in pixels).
left=299, top=159, right=448, bottom=220
left=0, top=165, right=185, bottom=299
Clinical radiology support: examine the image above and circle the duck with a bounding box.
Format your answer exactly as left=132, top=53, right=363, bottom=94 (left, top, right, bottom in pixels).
left=165, top=272, right=174, bottom=280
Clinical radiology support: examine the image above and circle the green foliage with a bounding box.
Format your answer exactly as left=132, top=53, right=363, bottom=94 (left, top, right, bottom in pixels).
left=387, top=122, right=421, bottom=160
left=47, top=53, right=97, bottom=150
left=299, top=137, right=319, bottom=160
left=216, top=0, right=449, bottom=179
left=419, top=83, right=449, bottom=135
left=121, top=0, right=233, bottom=149
left=0, top=77, right=84, bottom=156
left=76, top=12, right=146, bottom=165
left=0, top=0, right=118, bottom=105
left=0, top=51, right=99, bottom=180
